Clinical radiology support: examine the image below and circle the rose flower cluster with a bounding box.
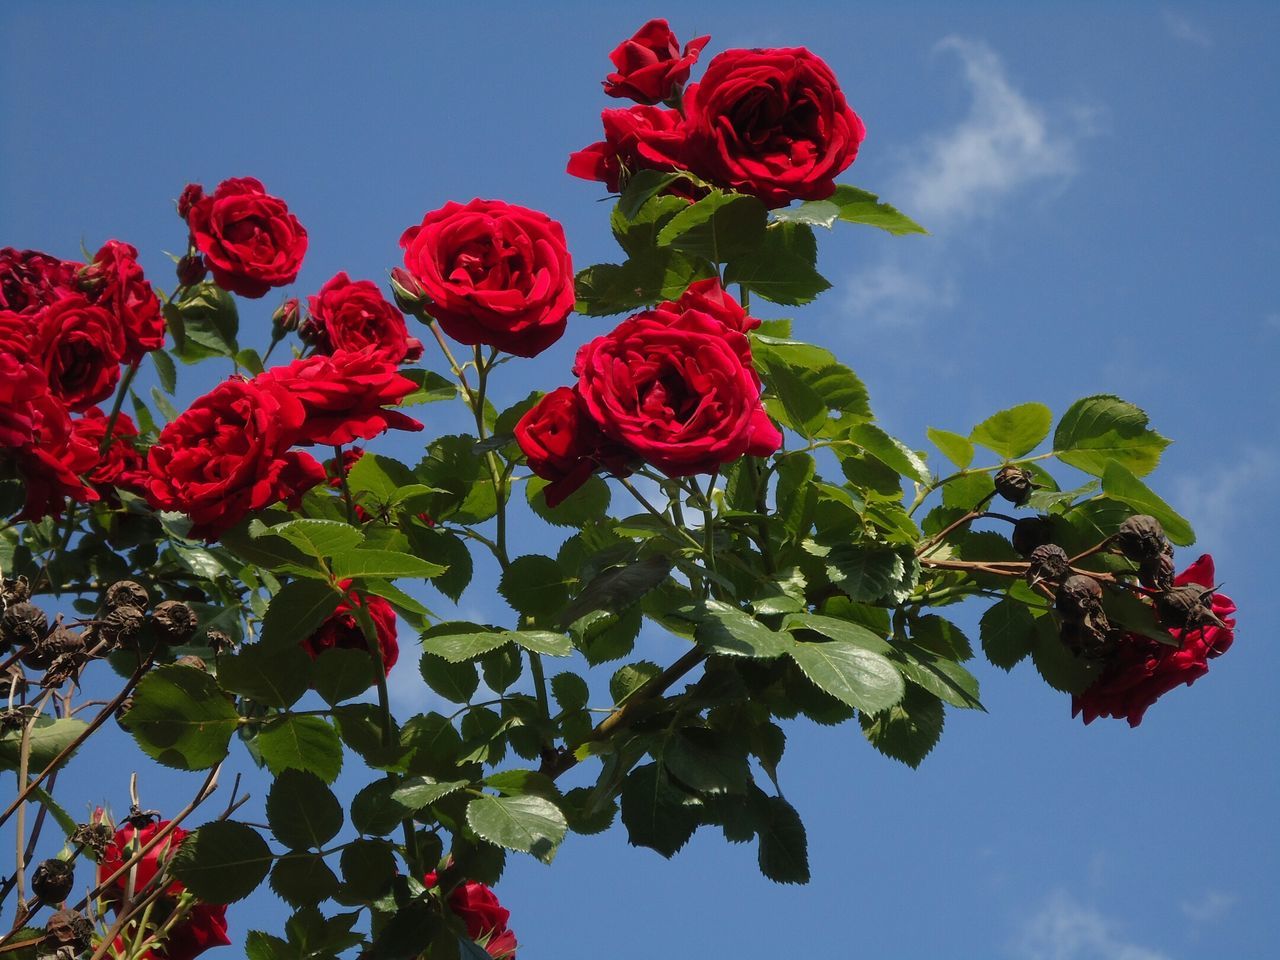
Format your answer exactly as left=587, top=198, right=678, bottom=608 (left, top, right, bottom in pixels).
left=569, top=18, right=866, bottom=207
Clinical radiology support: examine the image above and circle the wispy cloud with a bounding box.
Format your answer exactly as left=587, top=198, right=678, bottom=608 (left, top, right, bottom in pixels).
left=845, top=38, right=1094, bottom=327
left=1172, top=447, right=1278, bottom=550
left=1162, top=10, right=1212, bottom=48
left=1011, top=891, right=1173, bottom=960
left=1180, top=890, right=1236, bottom=925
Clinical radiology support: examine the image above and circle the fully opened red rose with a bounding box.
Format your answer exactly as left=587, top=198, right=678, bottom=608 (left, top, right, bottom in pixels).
left=1073, top=555, right=1236, bottom=727
left=81, top=239, right=166, bottom=363
left=0, top=247, right=76, bottom=313
left=567, top=105, right=692, bottom=195
left=300, top=582, right=399, bottom=676
left=31, top=294, right=126, bottom=411
left=515, top=386, right=633, bottom=507
left=71, top=407, right=149, bottom=497
left=400, top=199, right=575, bottom=358
left=424, top=871, right=517, bottom=959
left=603, top=18, right=710, bottom=105
left=146, top=377, right=325, bottom=540
left=573, top=304, right=781, bottom=476
left=303, top=271, right=423, bottom=364
left=660, top=278, right=758, bottom=334
left=13, top=391, right=100, bottom=520
left=684, top=47, right=865, bottom=208
left=184, top=177, right=308, bottom=298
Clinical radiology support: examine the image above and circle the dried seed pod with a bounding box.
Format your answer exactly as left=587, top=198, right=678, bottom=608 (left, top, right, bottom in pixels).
left=175, top=654, right=207, bottom=672
left=205, top=629, right=234, bottom=656
left=1059, top=619, right=1118, bottom=658
left=1, top=576, right=31, bottom=606
left=44, top=909, right=92, bottom=952
left=1056, top=574, right=1104, bottom=621
left=152, top=600, right=198, bottom=643
left=1012, top=515, right=1054, bottom=557
left=1139, top=551, right=1177, bottom=592
left=1026, top=544, right=1071, bottom=585
left=0, top=706, right=36, bottom=732
left=0, top=663, right=28, bottom=700
left=1, top=602, right=49, bottom=650
left=70, top=821, right=115, bottom=857
left=993, top=465, right=1034, bottom=506
left=1156, top=583, right=1228, bottom=633
left=104, top=580, right=149, bottom=612
left=21, top=626, right=83, bottom=671
left=100, top=604, right=145, bottom=646
left=30, top=859, right=74, bottom=903
left=1115, top=514, right=1167, bottom=562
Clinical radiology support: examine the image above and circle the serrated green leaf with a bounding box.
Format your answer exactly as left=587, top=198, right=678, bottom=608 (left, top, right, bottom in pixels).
left=551, top=672, right=590, bottom=712
left=560, top=557, right=672, bottom=628
left=499, top=555, right=569, bottom=620
left=420, top=653, right=480, bottom=703
left=421, top=629, right=510, bottom=663
left=313, top=647, right=379, bottom=705
left=805, top=542, right=900, bottom=602
left=1030, top=615, right=1098, bottom=693
left=822, top=184, right=928, bottom=236
left=664, top=728, right=750, bottom=795
left=391, top=777, right=468, bottom=811
left=574, top=248, right=716, bottom=316
left=656, top=190, right=768, bottom=262
left=170, top=820, right=272, bottom=903
left=970, top=402, right=1053, bottom=459
left=267, top=769, right=343, bottom=850
left=1053, top=395, right=1171, bottom=478
left=756, top=794, right=810, bottom=884
left=331, top=550, right=446, bottom=580
left=340, top=839, right=397, bottom=901
left=927, top=428, right=974, bottom=470
left=618, top=169, right=684, bottom=219
left=860, top=682, right=945, bottom=768
left=256, top=519, right=364, bottom=559
left=0, top=716, right=89, bottom=773
left=788, top=640, right=905, bottom=713
left=151, top=347, right=177, bottom=394
left=258, top=716, right=344, bottom=783
left=691, top=600, right=791, bottom=658
left=609, top=661, right=661, bottom=705
left=270, top=853, right=339, bottom=907
left=527, top=475, right=611, bottom=527
left=1100, top=462, right=1194, bottom=546
left=119, top=666, right=239, bottom=770
left=217, top=644, right=313, bottom=708
left=980, top=598, right=1038, bottom=670
left=466, top=794, right=567, bottom=864
left=612, top=193, right=689, bottom=255
left=619, top=762, right=698, bottom=858
left=259, top=579, right=342, bottom=650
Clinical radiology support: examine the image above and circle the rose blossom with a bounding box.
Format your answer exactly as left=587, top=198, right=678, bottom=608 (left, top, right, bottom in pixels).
left=300, top=582, right=399, bottom=676
left=567, top=105, right=692, bottom=195
left=573, top=304, right=781, bottom=476
left=603, top=19, right=710, bottom=105
left=31, top=294, right=126, bottom=411
left=303, top=271, right=423, bottom=363
left=660, top=278, right=757, bottom=334
left=184, top=177, right=308, bottom=298
left=81, top=240, right=166, bottom=363
left=258, top=349, right=422, bottom=447
left=146, top=377, right=325, bottom=540
left=684, top=47, right=865, bottom=208
left=400, top=199, right=575, bottom=358
left=14, top=391, right=100, bottom=520
left=423, top=871, right=517, bottom=959
left=1072, top=555, right=1236, bottom=727
left=70, top=408, right=149, bottom=496
left=515, top=387, right=632, bottom=507
left=0, top=247, right=76, bottom=314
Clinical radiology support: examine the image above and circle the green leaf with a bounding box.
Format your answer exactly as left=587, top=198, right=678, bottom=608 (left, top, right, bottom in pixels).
left=846, top=423, right=929, bottom=484
left=150, top=386, right=179, bottom=422
left=664, top=728, right=749, bottom=795
left=314, top=648, right=379, bottom=705
left=223, top=519, right=325, bottom=578
left=466, top=794, right=567, bottom=864
left=28, top=786, right=77, bottom=838
left=551, top=672, right=590, bottom=712
left=331, top=549, right=446, bottom=580
left=618, top=170, right=684, bottom=219
left=1102, top=588, right=1176, bottom=647
left=367, top=900, right=439, bottom=960
left=805, top=542, right=900, bottom=602
left=398, top=369, right=457, bottom=406
left=560, top=557, right=672, bottom=628
left=725, top=223, right=831, bottom=306
left=609, top=661, right=662, bottom=705
left=1053, top=395, right=1171, bottom=478
left=1030, top=615, right=1098, bottom=694
left=420, top=653, right=480, bottom=703
left=390, top=777, right=468, bottom=811
left=1101, top=462, right=1194, bottom=546
left=756, top=794, right=810, bottom=884
left=421, top=628, right=511, bottom=663
left=151, top=347, right=177, bottom=394
left=499, top=555, right=569, bottom=620
left=236, top=347, right=265, bottom=376
left=267, top=769, right=344, bottom=850
left=620, top=762, right=698, bottom=858
left=167, top=283, right=240, bottom=362
left=256, top=519, right=364, bottom=560
left=788, top=640, right=905, bottom=713
left=691, top=600, right=791, bottom=658
left=818, top=184, right=928, bottom=236
left=0, top=717, right=88, bottom=772
left=340, top=839, right=397, bottom=901
left=217, top=644, right=313, bottom=708
left=509, top=630, right=573, bottom=657
left=170, top=820, right=273, bottom=903
left=927, top=428, right=974, bottom=470
left=979, top=599, right=1038, bottom=670
left=611, top=193, right=688, bottom=255
left=258, top=716, right=344, bottom=783
left=656, top=190, right=768, bottom=262
left=575, top=248, right=715, bottom=316
left=259, top=579, right=342, bottom=650
left=771, top=199, right=841, bottom=229
left=351, top=777, right=411, bottom=835
left=271, top=854, right=339, bottom=907
left=527, top=475, right=611, bottom=527
left=406, top=526, right=472, bottom=602
left=346, top=453, right=415, bottom=505
left=120, top=666, right=240, bottom=770
left=860, top=683, right=945, bottom=768
left=244, top=932, right=293, bottom=960
left=970, top=402, right=1053, bottom=459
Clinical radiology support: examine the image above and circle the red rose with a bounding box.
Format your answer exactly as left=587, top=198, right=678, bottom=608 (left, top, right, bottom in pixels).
left=303, top=272, right=423, bottom=364
left=567, top=105, right=692, bottom=195
left=0, top=247, right=76, bottom=314
left=12, top=388, right=99, bottom=520
left=424, top=872, right=517, bottom=959
left=1072, top=555, right=1236, bottom=727
left=400, top=199, right=575, bottom=358
left=603, top=19, right=710, bottom=105
left=185, top=177, right=308, bottom=298
left=259, top=349, right=422, bottom=446
left=660, top=278, right=757, bottom=334
left=146, top=377, right=325, bottom=540
left=98, top=820, right=230, bottom=960
left=71, top=408, right=149, bottom=496
left=0, top=354, right=46, bottom=448
left=573, top=305, right=781, bottom=477
left=81, top=240, right=165, bottom=363
left=515, top=387, right=633, bottom=507
left=684, top=47, right=865, bottom=208
left=300, top=582, right=398, bottom=676
left=31, top=294, right=125, bottom=411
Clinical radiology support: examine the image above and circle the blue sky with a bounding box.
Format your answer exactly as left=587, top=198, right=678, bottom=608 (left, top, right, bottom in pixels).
left=3, top=2, right=1278, bottom=958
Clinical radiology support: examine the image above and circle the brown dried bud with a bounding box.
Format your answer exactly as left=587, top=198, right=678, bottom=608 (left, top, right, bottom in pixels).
left=1139, top=551, right=1177, bottom=592
left=1, top=576, right=31, bottom=605
left=153, top=600, right=198, bottom=643
left=31, top=859, right=74, bottom=904
left=205, top=629, right=235, bottom=655
left=21, top=626, right=83, bottom=671
left=1060, top=620, right=1121, bottom=659
left=1012, top=516, right=1054, bottom=557
left=2, top=602, right=49, bottom=650
left=1156, top=583, right=1228, bottom=633
left=0, top=705, right=36, bottom=732
left=101, top=604, right=145, bottom=645
left=175, top=654, right=207, bottom=672
left=1057, top=574, right=1104, bottom=621
left=1026, top=544, right=1071, bottom=585
left=994, top=465, right=1034, bottom=506
left=105, top=580, right=149, bottom=612
left=70, top=821, right=115, bottom=857
left=1115, top=514, right=1167, bottom=562
left=44, top=909, right=92, bottom=951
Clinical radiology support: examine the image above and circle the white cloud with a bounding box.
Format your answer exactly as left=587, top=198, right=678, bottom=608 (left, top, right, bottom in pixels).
left=1172, top=447, right=1278, bottom=550
left=1011, top=891, right=1173, bottom=960
left=845, top=260, right=956, bottom=328
left=1162, top=10, right=1212, bottom=48
left=1179, top=890, right=1236, bottom=925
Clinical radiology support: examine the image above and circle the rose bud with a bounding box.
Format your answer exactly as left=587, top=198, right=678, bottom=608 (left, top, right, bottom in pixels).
left=389, top=268, right=429, bottom=317
left=273, top=297, right=303, bottom=335
left=1011, top=515, right=1054, bottom=557
left=1026, top=543, right=1070, bottom=586
left=993, top=465, right=1034, bottom=506
left=176, top=183, right=205, bottom=220
left=1115, top=514, right=1166, bottom=562
left=31, top=858, right=74, bottom=903
left=105, top=580, right=149, bottom=612
left=1, top=602, right=48, bottom=650
left=176, top=253, right=207, bottom=287
left=1056, top=574, right=1104, bottom=622
left=603, top=19, right=710, bottom=105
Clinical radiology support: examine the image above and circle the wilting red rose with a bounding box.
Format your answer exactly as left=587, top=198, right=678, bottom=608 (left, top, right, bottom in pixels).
left=684, top=47, right=865, bottom=208
left=146, top=377, right=325, bottom=540
left=515, top=387, right=632, bottom=507
left=303, top=272, right=423, bottom=364
left=185, top=177, right=308, bottom=298
left=573, top=305, right=781, bottom=476
left=13, top=391, right=99, bottom=520
left=99, top=820, right=230, bottom=960
left=603, top=19, right=710, bottom=105
left=71, top=408, right=149, bottom=495
left=0, top=248, right=76, bottom=314
left=301, top=582, right=398, bottom=676
left=259, top=350, right=422, bottom=446
left=424, top=872, right=517, bottom=959
left=567, top=105, right=692, bottom=195
left=660, top=278, right=757, bottom=334
left=400, top=199, right=575, bottom=357
left=31, top=294, right=125, bottom=411
left=81, top=240, right=165, bottom=363
left=1073, top=555, right=1236, bottom=727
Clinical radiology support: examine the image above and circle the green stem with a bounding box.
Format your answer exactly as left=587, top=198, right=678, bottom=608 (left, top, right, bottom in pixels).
left=907, top=451, right=1056, bottom=517
left=333, top=445, right=356, bottom=524
left=618, top=478, right=702, bottom=551
left=100, top=360, right=142, bottom=453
